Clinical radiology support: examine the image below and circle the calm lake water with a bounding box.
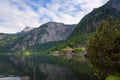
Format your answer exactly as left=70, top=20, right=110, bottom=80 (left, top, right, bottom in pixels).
left=0, top=54, right=78, bottom=80
left=0, top=54, right=93, bottom=80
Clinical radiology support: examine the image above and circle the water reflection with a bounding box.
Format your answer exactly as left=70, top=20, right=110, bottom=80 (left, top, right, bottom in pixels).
left=0, top=77, right=20, bottom=80
left=39, top=63, right=77, bottom=80
left=0, top=76, right=29, bottom=80
left=0, top=54, right=78, bottom=80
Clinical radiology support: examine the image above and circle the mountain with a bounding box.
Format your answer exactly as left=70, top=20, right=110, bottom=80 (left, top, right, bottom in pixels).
left=107, top=0, right=120, bottom=11
left=20, top=26, right=34, bottom=33
left=9, top=22, right=76, bottom=50
left=51, top=0, right=120, bottom=50
left=74, top=0, right=120, bottom=34
left=1, top=0, right=120, bottom=53
left=0, top=33, right=8, bottom=40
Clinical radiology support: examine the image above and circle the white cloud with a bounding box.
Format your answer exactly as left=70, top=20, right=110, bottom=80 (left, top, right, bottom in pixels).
left=0, top=0, right=109, bottom=33
left=0, top=0, right=40, bottom=33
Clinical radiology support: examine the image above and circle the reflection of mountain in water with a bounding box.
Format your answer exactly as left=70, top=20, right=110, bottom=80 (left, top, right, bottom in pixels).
left=39, top=63, right=77, bottom=80
left=0, top=76, right=29, bottom=80
left=0, top=54, right=78, bottom=80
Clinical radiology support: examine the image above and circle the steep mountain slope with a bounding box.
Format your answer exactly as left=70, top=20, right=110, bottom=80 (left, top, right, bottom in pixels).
left=9, top=22, right=76, bottom=50
left=56, top=0, right=120, bottom=48
left=107, top=0, right=120, bottom=11
left=74, top=0, right=120, bottom=33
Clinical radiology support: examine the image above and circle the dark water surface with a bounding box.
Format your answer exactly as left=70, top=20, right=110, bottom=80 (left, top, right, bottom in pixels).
left=0, top=54, right=94, bottom=80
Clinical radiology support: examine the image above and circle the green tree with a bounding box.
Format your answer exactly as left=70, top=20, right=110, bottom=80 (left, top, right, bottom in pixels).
left=73, top=47, right=84, bottom=53
left=87, top=18, right=120, bottom=80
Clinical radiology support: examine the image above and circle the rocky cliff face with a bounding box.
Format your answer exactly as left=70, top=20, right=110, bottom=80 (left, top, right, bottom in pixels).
left=11, top=22, right=76, bottom=50
left=21, top=26, right=34, bottom=33
left=40, top=22, right=75, bottom=43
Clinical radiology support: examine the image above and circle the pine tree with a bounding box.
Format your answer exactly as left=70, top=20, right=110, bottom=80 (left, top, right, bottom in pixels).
left=87, top=18, right=120, bottom=80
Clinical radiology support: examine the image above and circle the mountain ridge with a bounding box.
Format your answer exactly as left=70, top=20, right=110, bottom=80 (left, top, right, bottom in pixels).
left=50, top=0, right=120, bottom=50
left=0, top=0, right=120, bottom=53
left=0, top=22, right=76, bottom=51
left=20, top=26, right=35, bottom=33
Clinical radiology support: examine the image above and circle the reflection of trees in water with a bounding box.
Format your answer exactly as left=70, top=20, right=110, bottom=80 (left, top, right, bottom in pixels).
left=0, top=54, right=22, bottom=76
left=9, top=55, right=45, bottom=80
left=0, top=54, right=94, bottom=80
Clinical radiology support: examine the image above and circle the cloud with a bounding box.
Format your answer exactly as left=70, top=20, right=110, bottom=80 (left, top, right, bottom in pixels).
left=0, top=0, right=109, bottom=33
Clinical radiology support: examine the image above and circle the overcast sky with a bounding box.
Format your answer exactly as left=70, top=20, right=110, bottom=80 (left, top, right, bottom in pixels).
left=0, top=0, right=109, bottom=33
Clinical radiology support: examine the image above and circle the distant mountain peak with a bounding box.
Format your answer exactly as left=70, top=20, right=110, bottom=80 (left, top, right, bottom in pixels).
left=44, top=22, right=65, bottom=26
left=46, top=22, right=63, bottom=24
left=10, top=22, right=76, bottom=50
left=21, top=26, right=34, bottom=33
left=45, top=22, right=76, bottom=27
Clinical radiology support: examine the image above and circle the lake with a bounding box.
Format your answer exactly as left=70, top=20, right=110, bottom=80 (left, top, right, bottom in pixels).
left=0, top=54, right=94, bottom=80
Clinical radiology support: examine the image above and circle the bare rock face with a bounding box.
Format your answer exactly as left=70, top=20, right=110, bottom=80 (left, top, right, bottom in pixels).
left=40, top=22, right=75, bottom=43
left=21, top=26, right=34, bottom=33
left=11, top=22, right=76, bottom=50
